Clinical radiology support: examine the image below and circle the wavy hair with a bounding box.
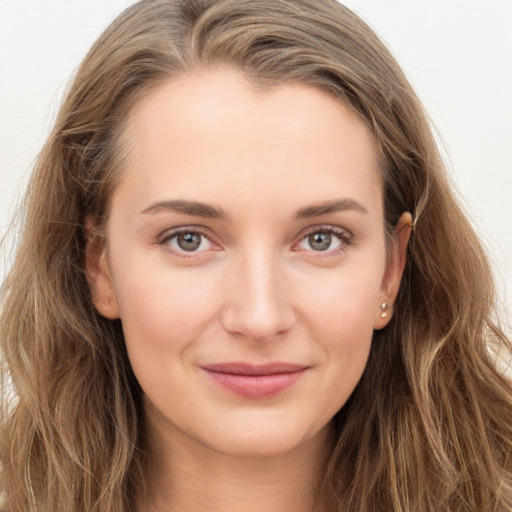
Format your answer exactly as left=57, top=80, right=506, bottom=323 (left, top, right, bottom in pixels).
left=1, top=1, right=511, bottom=510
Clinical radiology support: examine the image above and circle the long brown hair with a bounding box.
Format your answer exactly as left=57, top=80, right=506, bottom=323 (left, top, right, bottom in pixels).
left=1, top=1, right=511, bottom=510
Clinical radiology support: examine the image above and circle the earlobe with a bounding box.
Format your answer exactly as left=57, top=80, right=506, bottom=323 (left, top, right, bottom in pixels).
left=374, top=212, right=412, bottom=330
left=84, top=222, right=120, bottom=320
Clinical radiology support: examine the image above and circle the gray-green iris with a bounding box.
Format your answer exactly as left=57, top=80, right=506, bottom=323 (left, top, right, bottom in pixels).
left=308, top=232, right=331, bottom=251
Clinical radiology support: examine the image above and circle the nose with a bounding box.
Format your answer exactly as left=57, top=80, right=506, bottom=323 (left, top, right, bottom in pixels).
left=220, top=247, right=296, bottom=343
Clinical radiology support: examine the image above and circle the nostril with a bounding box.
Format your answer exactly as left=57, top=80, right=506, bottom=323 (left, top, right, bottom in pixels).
left=219, top=297, right=295, bottom=342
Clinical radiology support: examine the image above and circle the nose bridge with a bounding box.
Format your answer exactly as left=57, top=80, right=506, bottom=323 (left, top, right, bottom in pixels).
left=221, top=242, right=294, bottom=341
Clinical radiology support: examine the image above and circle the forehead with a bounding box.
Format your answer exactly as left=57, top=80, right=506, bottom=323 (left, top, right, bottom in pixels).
left=115, top=68, right=382, bottom=220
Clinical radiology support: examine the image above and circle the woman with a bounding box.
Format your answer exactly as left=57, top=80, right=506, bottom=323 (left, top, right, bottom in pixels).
left=1, top=1, right=511, bottom=511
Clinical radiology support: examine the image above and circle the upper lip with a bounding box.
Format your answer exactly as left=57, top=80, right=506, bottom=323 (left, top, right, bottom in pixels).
left=201, top=362, right=309, bottom=376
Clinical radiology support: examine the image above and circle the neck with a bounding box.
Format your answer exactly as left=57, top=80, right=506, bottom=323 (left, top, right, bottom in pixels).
left=137, top=418, right=333, bottom=512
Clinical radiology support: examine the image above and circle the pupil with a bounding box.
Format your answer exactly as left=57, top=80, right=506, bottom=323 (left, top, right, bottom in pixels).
left=177, top=232, right=201, bottom=251
left=309, top=232, right=331, bottom=251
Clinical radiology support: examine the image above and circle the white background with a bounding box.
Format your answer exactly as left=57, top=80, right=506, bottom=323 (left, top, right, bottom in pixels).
left=1, top=0, right=511, bottom=321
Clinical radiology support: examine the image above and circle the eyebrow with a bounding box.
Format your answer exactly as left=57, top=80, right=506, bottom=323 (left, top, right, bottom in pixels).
left=294, top=198, right=368, bottom=219
left=140, top=197, right=367, bottom=220
left=140, top=200, right=226, bottom=218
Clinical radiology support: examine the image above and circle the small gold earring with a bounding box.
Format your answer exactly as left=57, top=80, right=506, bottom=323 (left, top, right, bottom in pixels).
left=379, top=302, right=389, bottom=318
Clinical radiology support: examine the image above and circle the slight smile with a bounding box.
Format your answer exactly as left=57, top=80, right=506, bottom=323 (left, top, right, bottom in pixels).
left=201, top=363, right=310, bottom=399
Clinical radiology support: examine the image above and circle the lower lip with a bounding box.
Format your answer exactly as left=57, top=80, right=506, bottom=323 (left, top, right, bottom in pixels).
left=203, top=369, right=307, bottom=399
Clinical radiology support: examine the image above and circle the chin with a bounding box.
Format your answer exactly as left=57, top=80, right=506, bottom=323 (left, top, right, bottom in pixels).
left=196, top=415, right=332, bottom=460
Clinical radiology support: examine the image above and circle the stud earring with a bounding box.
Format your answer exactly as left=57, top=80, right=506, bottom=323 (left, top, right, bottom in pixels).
left=379, top=302, right=389, bottom=318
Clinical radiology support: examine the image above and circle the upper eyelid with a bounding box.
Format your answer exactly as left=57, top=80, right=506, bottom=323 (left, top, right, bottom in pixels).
left=157, top=225, right=215, bottom=243
left=157, top=227, right=219, bottom=257
left=297, top=224, right=353, bottom=240
left=293, top=225, right=353, bottom=255
left=155, top=223, right=353, bottom=249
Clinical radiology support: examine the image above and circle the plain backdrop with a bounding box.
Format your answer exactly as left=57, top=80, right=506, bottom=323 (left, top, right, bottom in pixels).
left=1, top=0, right=511, bottom=320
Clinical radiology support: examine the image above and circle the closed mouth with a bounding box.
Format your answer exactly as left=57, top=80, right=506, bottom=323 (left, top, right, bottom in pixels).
left=201, top=362, right=309, bottom=398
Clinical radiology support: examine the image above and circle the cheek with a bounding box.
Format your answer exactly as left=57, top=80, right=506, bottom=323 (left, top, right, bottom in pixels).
left=300, top=270, right=381, bottom=396
left=112, top=263, right=221, bottom=370
left=302, top=267, right=381, bottom=338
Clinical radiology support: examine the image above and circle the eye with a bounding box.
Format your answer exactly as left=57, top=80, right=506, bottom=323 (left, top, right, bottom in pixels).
left=159, top=228, right=218, bottom=254
left=296, top=226, right=351, bottom=253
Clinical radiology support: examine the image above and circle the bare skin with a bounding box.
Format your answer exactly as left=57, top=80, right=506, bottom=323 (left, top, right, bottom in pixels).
left=139, top=413, right=333, bottom=512
left=86, top=68, right=411, bottom=512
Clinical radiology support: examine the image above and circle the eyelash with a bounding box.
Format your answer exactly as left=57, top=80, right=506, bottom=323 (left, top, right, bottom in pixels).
left=296, top=225, right=353, bottom=256
left=157, top=224, right=353, bottom=257
left=157, top=226, right=219, bottom=258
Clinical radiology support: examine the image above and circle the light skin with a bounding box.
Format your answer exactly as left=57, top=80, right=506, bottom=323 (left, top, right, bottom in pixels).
left=86, top=68, right=411, bottom=512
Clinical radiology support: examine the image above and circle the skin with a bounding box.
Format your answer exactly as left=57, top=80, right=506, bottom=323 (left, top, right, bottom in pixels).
left=86, top=68, right=411, bottom=512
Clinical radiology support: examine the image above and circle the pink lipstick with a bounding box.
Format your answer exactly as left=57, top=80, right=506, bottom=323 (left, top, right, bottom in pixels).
left=201, top=362, right=308, bottom=399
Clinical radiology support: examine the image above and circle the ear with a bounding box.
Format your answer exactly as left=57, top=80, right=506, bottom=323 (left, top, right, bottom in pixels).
left=84, top=220, right=120, bottom=320
left=374, top=212, right=412, bottom=330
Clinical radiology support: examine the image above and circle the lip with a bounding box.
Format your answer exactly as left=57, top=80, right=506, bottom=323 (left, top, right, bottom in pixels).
left=201, top=362, right=309, bottom=399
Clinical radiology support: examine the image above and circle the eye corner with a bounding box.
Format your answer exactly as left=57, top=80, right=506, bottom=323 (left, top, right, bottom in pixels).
left=156, top=225, right=222, bottom=258
left=293, top=224, right=353, bottom=256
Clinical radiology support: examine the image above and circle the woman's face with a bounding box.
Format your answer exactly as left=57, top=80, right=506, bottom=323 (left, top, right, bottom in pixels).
left=88, top=68, right=409, bottom=458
